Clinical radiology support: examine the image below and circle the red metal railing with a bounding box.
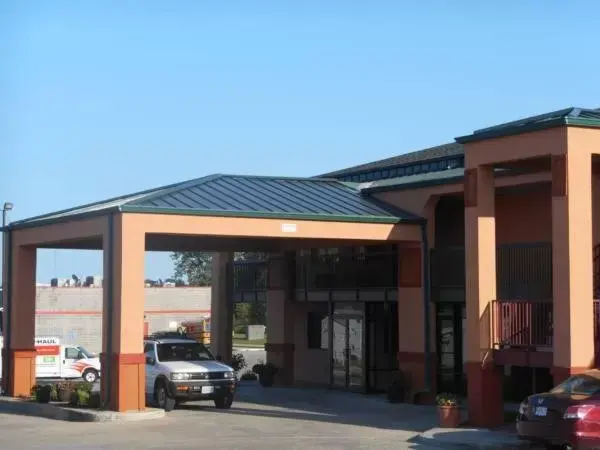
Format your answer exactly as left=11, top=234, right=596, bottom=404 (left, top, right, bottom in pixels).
left=491, top=300, right=553, bottom=348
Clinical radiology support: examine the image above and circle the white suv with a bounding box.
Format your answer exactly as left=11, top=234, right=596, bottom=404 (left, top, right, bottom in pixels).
left=143, top=335, right=236, bottom=411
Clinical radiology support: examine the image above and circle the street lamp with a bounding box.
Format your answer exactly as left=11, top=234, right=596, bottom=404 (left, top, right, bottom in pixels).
left=2, top=202, right=13, bottom=228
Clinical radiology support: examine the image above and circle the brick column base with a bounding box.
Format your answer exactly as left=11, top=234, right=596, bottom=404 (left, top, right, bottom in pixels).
left=397, top=351, right=437, bottom=404
left=100, top=353, right=145, bottom=412
left=265, top=343, right=294, bottom=386
left=4, top=348, right=37, bottom=398
left=465, top=362, right=504, bottom=427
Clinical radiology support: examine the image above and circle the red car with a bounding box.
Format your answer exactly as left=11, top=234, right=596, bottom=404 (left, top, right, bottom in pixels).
left=517, top=369, right=600, bottom=449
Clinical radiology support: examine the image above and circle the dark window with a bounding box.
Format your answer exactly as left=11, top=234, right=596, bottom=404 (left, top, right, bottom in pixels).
left=144, top=343, right=154, bottom=354
left=157, top=342, right=214, bottom=362
left=447, top=158, right=459, bottom=169
left=366, top=172, right=374, bottom=181
left=421, top=163, right=430, bottom=172
left=352, top=175, right=360, bottom=182
left=307, top=312, right=328, bottom=349
left=413, top=165, right=421, bottom=174
left=550, top=375, right=600, bottom=395
left=389, top=168, right=397, bottom=177
left=397, top=167, right=405, bottom=176
left=372, top=171, right=382, bottom=180
left=65, top=347, right=81, bottom=360
left=405, top=166, right=413, bottom=175
left=382, top=169, right=389, bottom=178
left=359, top=173, right=366, bottom=182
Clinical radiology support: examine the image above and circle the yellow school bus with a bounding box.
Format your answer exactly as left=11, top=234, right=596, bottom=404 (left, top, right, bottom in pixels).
left=178, top=318, right=211, bottom=345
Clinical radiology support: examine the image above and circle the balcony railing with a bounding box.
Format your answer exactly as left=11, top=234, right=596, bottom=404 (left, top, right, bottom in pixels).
left=491, top=300, right=553, bottom=349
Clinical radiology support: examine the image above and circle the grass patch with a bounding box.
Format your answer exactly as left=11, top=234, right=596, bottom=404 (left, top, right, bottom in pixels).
left=232, top=337, right=266, bottom=347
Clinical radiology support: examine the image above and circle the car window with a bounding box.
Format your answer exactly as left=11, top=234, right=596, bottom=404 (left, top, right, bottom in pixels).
left=550, top=374, right=600, bottom=395
left=156, top=342, right=213, bottom=362
left=144, top=343, right=154, bottom=355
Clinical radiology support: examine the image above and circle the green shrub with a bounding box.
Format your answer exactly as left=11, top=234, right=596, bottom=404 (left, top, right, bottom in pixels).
left=240, top=370, right=258, bottom=381
left=77, top=389, right=91, bottom=407
left=230, top=352, right=247, bottom=374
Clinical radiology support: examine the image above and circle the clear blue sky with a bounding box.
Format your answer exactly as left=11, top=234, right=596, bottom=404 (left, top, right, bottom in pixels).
left=2, top=1, right=600, bottom=282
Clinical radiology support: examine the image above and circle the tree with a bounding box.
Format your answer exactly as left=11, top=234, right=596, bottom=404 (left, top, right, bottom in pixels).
left=170, top=252, right=213, bottom=286
left=170, top=251, right=267, bottom=286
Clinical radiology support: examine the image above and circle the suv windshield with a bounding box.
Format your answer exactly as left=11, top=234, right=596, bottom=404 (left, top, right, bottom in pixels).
left=550, top=374, right=600, bottom=396
left=156, top=342, right=214, bottom=362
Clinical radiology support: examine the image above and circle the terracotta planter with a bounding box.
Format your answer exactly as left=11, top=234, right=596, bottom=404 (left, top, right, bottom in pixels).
left=438, top=405, right=461, bottom=428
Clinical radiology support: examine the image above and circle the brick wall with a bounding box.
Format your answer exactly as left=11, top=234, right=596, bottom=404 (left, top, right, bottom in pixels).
left=34, top=287, right=211, bottom=353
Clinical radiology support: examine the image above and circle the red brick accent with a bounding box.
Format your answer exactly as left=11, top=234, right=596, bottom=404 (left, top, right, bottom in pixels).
left=464, top=168, right=478, bottom=207
left=465, top=361, right=504, bottom=427
left=398, top=247, right=422, bottom=288
left=4, top=348, right=37, bottom=398
left=551, top=154, right=567, bottom=197
left=100, top=352, right=145, bottom=412
left=265, top=343, right=294, bottom=386
left=397, top=351, right=437, bottom=404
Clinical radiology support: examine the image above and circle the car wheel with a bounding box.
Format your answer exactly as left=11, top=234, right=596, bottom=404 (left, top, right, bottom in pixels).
left=83, top=369, right=98, bottom=383
left=155, top=382, right=176, bottom=412
left=214, top=394, right=233, bottom=409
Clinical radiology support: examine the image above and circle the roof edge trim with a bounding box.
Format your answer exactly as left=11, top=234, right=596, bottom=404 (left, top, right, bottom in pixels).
left=119, top=205, right=423, bottom=225
left=7, top=207, right=121, bottom=231
left=455, top=117, right=600, bottom=144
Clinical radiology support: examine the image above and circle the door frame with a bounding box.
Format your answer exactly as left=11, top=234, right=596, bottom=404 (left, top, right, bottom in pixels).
left=435, top=301, right=466, bottom=396
left=328, top=302, right=367, bottom=393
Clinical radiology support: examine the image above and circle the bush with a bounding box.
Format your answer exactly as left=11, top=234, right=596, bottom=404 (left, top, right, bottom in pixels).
left=68, top=381, right=95, bottom=407
left=230, top=352, right=247, bottom=374
left=240, top=370, right=258, bottom=381
left=35, top=385, right=53, bottom=403
left=252, top=362, right=278, bottom=387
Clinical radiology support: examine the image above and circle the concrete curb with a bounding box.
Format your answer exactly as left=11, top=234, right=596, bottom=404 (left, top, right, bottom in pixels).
left=412, top=428, right=532, bottom=449
left=0, top=397, right=165, bottom=422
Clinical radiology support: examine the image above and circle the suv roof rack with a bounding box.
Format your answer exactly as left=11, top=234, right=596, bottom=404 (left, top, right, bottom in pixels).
left=146, top=331, right=195, bottom=341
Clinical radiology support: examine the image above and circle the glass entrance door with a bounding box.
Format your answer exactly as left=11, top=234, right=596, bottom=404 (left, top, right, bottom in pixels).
left=365, top=302, right=398, bottom=392
left=331, top=303, right=364, bottom=391
left=436, top=302, right=466, bottom=395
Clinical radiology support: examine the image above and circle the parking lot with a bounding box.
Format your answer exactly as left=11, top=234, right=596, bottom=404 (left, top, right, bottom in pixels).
left=0, top=383, right=453, bottom=449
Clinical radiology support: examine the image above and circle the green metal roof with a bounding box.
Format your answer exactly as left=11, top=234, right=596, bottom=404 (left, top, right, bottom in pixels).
left=456, top=107, right=600, bottom=144
left=9, top=174, right=423, bottom=229
left=317, top=142, right=464, bottom=178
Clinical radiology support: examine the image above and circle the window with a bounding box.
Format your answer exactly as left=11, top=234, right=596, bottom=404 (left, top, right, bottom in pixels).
left=352, top=175, right=360, bottom=182
left=421, top=163, right=430, bottom=172
left=65, top=347, right=82, bottom=360
left=366, top=172, right=374, bottom=181
left=397, top=167, right=405, bottom=176
left=307, top=312, right=328, bottom=349
left=359, top=173, right=366, bottom=182
left=550, top=375, right=600, bottom=395
left=382, top=169, right=389, bottom=178
left=144, top=343, right=154, bottom=354
left=157, top=342, right=213, bottom=362
left=405, top=166, right=413, bottom=175
left=389, top=168, right=397, bottom=177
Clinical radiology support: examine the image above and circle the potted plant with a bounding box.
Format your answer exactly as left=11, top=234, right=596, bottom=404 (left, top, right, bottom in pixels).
left=436, top=392, right=461, bottom=428
left=56, top=380, right=77, bottom=402
left=252, top=362, right=278, bottom=387
left=34, top=384, right=53, bottom=404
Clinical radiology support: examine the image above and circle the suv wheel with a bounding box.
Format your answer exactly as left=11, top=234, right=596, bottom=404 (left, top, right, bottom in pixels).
left=155, top=381, right=176, bottom=412
left=214, top=394, right=233, bottom=409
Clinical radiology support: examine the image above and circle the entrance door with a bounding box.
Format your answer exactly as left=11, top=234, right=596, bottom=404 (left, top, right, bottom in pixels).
left=436, top=302, right=466, bottom=395
left=331, top=303, right=364, bottom=391
left=365, top=302, right=398, bottom=392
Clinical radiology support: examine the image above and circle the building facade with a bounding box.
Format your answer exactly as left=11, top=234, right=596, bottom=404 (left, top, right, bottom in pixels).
left=3, top=106, right=600, bottom=426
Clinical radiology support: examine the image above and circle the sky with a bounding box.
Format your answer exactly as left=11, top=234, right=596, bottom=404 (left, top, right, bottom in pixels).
left=1, top=1, right=600, bottom=283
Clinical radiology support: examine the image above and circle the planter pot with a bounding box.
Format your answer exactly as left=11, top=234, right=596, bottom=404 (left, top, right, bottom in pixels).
left=58, top=389, right=72, bottom=403
left=259, top=374, right=275, bottom=388
left=438, top=405, right=461, bottom=428
left=36, top=390, right=51, bottom=404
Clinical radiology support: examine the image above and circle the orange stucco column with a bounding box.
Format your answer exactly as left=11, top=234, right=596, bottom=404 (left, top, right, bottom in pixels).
left=102, top=214, right=145, bottom=412
left=210, top=252, right=233, bottom=363
left=265, top=251, right=296, bottom=385
left=2, top=244, right=37, bottom=398
left=551, top=152, right=595, bottom=383
left=464, top=166, right=503, bottom=428
left=396, top=242, right=436, bottom=404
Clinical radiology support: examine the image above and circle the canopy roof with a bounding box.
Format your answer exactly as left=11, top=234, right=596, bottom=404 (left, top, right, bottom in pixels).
left=9, top=174, right=422, bottom=230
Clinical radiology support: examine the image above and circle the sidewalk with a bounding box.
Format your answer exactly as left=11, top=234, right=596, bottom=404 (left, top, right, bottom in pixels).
left=235, top=384, right=534, bottom=449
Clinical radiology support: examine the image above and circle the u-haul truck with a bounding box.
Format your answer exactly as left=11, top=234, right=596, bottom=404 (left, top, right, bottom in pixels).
left=0, top=336, right=101, bottom=383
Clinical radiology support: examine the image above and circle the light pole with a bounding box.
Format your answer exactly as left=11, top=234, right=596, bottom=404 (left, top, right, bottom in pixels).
left=2, top=202, right=13, bottom=228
